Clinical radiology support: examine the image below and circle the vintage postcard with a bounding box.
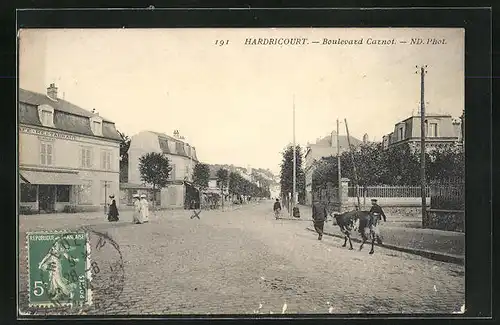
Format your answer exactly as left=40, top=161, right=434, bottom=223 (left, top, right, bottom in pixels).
left=18, top=27, right=465, bottom=315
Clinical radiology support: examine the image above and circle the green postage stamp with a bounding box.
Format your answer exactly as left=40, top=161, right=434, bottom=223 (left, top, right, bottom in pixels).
left=27, top=231, right=92, bottom=308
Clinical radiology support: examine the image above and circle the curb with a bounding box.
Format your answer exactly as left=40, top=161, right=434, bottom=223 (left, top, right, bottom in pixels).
left=306, top=227, right=464, bottom=265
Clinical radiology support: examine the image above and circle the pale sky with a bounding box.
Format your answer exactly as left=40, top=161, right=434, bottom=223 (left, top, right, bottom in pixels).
left=19, top=28, right=464, bottom=174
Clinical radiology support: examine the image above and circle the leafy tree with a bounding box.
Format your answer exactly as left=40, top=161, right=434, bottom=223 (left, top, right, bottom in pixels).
left=216, top=168, right=229, bottom=207
left=192, top=163, right=210, bottom=192
left=118, top=130, right=131, bottom=183
left=228, top=172, right=241, bottom=196
left=280, top=145, right=306, bottom=204
left=426, top=144, right=464, bottom=183
left=138, top=152, right=172, bottom=209
left=311, top=141, right=464, bottom=190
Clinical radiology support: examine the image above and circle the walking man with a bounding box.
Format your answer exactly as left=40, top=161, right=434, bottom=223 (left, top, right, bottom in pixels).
left=369, top=198, right=386, bottom=244
left=273, top=198, right=282, bottom=219
left=312, top=199, right=328, bottom=240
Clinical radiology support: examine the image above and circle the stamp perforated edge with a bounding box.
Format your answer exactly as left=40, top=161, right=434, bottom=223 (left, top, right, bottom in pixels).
left=25, top=230, right=93, bottom=309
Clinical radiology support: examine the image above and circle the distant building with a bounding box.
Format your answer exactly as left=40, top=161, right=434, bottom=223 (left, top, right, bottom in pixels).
left=304, top=131, right=363, bottom=205
left=19, top=84, right=122, bottom=213
left=126, top=130, right=198, bottom=208
left=207, top=165, right=229, bottom=195
left=382, top=113, right=463, bottom=152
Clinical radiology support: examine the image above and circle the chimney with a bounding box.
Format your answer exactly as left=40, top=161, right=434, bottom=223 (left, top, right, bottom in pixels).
left=363, top=133, right=369, bottom=143
left=47, top=83, right=58, bottom=100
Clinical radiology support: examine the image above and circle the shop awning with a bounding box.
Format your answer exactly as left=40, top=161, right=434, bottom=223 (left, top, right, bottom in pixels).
left=20, top=170, right=83, bottom=185
left=19, top=173, right=30, bottom=184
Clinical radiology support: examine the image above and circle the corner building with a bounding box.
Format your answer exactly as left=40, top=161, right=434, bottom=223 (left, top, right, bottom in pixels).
left=19, top=84, right=122, bottom=213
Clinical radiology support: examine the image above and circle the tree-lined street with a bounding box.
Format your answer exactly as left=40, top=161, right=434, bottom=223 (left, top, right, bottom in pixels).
left=19, top=201, right=464, bottom=315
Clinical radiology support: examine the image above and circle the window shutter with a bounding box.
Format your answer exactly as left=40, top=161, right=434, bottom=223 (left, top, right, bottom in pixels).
left=86, top=149, right=92, bottom=167
left=40, top=143, right=46, bottom=165
left=47, top=144, right=53, bottom=165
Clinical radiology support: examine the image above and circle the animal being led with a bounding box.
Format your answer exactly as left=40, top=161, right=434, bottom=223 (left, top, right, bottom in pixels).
left=333, top=210, right=383, bottom=254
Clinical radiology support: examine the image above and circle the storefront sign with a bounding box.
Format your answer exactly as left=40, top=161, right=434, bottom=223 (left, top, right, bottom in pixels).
left=19, top=126, right=77, bottom=141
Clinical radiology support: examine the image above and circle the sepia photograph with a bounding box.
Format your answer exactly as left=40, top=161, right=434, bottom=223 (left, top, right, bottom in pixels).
left=17, top=27, right=466, bottom=315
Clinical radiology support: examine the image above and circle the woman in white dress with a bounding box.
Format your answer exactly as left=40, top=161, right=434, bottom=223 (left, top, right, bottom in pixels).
left=140, top=194, right=149, bottom=223
left=132, top=194, right=142, bottom=224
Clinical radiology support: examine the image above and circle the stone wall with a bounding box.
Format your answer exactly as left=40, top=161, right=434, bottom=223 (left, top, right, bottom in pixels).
left=424, top=209, right=464, bottom=232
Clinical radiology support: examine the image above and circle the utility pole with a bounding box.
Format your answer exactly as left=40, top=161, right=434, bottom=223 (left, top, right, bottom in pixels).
left=344, top=119, right=361, bottom=210
left=337, top=119, right=342, bottom=211
left=416, top=65, right=428, bottom=227
left=292, top=94, right=297, bottom=216
left=103, top=181, right=109, bottom=215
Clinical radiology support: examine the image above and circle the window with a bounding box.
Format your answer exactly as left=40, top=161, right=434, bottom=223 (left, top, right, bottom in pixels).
left=90, top=116, right=103, bottom=136
left=92, top=121, right=102, bottom=134
left=185, top=165, right=190, bottom=178
left=398, top=127, right=404, bottom=140
left=428, top=123, right=438, bottom=137
left=169, top=164, right=176, bottom=180
left=40, top=142, right=53, bottom=166
left=101, top=150, right=112, bottom=170
left=41, top=110, right=53, bottom=125
left=21, top=184, right=37, bottom=202
left=38, top=105, right=54, bottom=127
left=80, top=147, right=92, bottom=168
left=56, top=185, right=70, bottom=202
left=77, top=180, right=93, bottom=204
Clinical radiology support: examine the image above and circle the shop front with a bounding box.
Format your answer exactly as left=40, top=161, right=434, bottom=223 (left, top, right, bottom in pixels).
left=19, top=170, right=83, bottom=214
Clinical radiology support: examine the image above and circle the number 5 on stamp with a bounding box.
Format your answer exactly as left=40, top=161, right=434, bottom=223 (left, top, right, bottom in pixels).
left=27, top=231, right=92, bottom=307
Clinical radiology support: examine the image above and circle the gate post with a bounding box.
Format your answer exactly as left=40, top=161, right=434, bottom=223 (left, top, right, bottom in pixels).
left=340, top=178, right=350, bottom=212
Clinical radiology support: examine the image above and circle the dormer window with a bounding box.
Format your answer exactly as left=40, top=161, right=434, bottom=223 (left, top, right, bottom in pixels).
left=37, top=104, right=55, bottom=127
left=90, top=116, right=103, bottom=136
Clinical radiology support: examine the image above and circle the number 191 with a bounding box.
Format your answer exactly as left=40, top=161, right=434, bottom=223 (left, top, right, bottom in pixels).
left=215, top=40, right=229, bottom=46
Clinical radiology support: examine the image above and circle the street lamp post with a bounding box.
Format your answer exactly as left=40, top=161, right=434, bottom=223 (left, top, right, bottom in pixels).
left=292, top=95, right=296, bottom=216
left=416, top=65, right=428, bottom=228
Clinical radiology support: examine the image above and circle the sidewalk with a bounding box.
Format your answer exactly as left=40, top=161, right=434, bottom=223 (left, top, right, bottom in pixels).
left=307, top=221, right=464, bottom=265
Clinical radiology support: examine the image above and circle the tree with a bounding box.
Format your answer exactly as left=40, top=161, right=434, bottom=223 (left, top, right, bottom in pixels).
left=228, top=172, right=241, bottom=196
left=118, top=130, right=131, bottom=183
left=192, top=163, right=210, bottom=192
left=216, top=168, right=229, bottom=207
left=138, top=152, right=172, bottom=209
left=279, top=145, right=306, bottom=204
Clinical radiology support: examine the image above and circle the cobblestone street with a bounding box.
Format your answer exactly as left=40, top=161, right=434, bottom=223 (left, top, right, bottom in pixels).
left=18, top=201, right=465, bottom=315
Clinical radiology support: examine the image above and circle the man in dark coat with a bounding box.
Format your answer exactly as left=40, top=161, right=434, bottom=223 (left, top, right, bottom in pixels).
left=107, top=195, right=119, bottom=222
left=312, top=199, right=328, bottom=240
left=369, top=198, right=387, bottom=222
left=273, top=198, right=282, bottom=219
left=368, top=198, right=386, bottom=244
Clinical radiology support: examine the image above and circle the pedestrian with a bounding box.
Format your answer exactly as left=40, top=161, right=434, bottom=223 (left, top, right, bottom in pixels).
left=273, top=198, right=282, bottom=219
left=369, top=198, right=386, bottom=244
left=107, top=194, right=119, bottom=222
left=312, top=198, right=328, bottom=240
left=369, top=198, right=387, bottom=222
left=140, top=194, right=149, bottom=223
left=132, top=194, right=142, bottom=224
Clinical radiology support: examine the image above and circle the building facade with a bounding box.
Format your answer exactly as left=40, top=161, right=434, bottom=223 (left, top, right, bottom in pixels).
left=126, top=130, right=198, bottom=208
left=304, top=131, right=362, bottom=205
left=382, top=114, right=463, bottom=151
left=19, top=84, right=122, bottom=213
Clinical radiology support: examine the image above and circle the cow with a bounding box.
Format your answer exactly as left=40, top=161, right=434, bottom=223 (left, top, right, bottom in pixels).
left=333, top=210, right=382, bottom=254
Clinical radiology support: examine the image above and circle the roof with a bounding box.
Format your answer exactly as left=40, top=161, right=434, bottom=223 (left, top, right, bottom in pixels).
left=19, top=88, right=122, bottom=141
left=150, top=131, right=199, bottom=162
left=315, top=134, right=363, bottom=148
left=19, top=88, right=114, bottom=122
